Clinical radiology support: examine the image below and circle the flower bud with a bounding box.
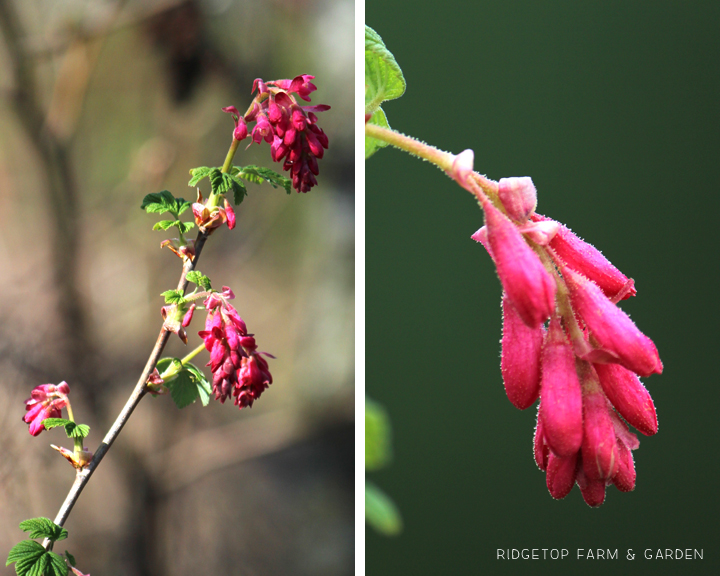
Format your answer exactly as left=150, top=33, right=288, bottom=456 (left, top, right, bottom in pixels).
left=546, top=451, right=579, bottom=500
left=500, top=294, right=543, bottom=409
left=576, top=466, right=606, bottom=507
left=533, top=409, right=550, bottom=471
left=518, top=220, right=560, bottom=246
left=539, top=318, right=583, bottom=457
left=483, top=199, right=556, bottom=328
left=580, top=366, right=619, bottom=481
left=561, top=265, right=662, bottom=377
left=498, top=177, right=537, bottom=223
left=611, top=440, right=636, bottom=492
left=594, top=362, right=657, bottom=436
left=546, top=220, right=636, bottom=301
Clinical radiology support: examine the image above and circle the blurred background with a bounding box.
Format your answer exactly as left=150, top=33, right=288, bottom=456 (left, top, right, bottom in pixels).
left=0, top=0, right=353, bottom=574
left=366, top=1, right=719, bottom=575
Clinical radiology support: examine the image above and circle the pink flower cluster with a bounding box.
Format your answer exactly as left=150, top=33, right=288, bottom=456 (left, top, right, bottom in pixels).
left=198, top=287, right=273, bottom=409
left=23, top=382, right=70, bottom=436
left=469, top=173, right=661, bottom=506
left=223, top=74, right=330, bottom=193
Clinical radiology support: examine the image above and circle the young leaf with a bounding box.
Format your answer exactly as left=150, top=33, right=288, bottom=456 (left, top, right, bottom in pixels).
left=46, top=552, right=69, bottom=576
left=227, top=173, right=248, bottom=204
left=68, top=424, right=90, bottom=440
left=365, top=26, right=406, bottom=159
left=365, top=482, right=402, bottom=536
left=234, top=165, right=292, bottom=195
left=167, top=369, right=200, bottom=409
left=152, top=220, right=176, bottom=231
left=184, top=363, right=212, bottom=407
left=186, top=271, right=212, bottom=290
left=141, top=191, right=190, bottom=218
left=175, top=220, right=195, bottom=235
left=6, top=540, right=45, bottom=573
left=19, top=518, right=68, bottom=542
left=188, top=166, right=212, bottom=187
left=161, top=290, right=186, bottom=305
left=41, top=418, right=72, bottom=431
left=64, top=551, right=75, bottom=567
left=365, top=397, right=393, bottom=470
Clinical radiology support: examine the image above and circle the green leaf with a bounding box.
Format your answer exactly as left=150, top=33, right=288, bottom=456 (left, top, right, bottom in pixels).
left=64, top=551, right=75, bottom=567
left=365, top=25, right=405, bottom=115
left=365, top=26, right=406, bottom=159
left=365, top=397, right=392, bottom=470
left=176, top=220, right=195, bottom=235
left=7, top=540, right=45, bottom=570
left=365, top=108, right=391, bottom=159
left=19, top=518, right=68, bottom=542
left=68, top=424, right=90, bottom=439
left=186, top=271, right=212, bottom=290
left=184, top=363, right=213, bottom=407
left=46, top=552, right=69, bottom=576
left=188, top=166, right=212, bottom=187
left=41, top=418, right=72, bottom=431
left=25, top=551, right=48, bottom=576
left=227, top=173, right=248, bottom=204
left=152, top=220, right=176, bottom=231
left=161, top=290, right=186, bottom=305
left=156, top=357, right=182, bottom=378
left=167, top=369, right=200, bottom=409
left=365, top=482, right=402, bottom=536
left=234, top=165, right=292, bottom=195
left=141, top=191, right=190, bottom=219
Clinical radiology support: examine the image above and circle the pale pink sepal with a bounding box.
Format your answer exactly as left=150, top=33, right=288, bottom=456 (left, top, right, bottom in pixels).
left=449, top=149, right=475, bottom=192
left=498, top=177, right=537, bottom=223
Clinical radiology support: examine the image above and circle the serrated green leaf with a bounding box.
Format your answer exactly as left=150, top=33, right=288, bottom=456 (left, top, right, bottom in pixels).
left=365, top=397, right=393, bottom=470
left=41, top=418, right=72, bottom=430
left=7, top=540, right=45, bottom=569
left=167, top=369, right=200, bottom=409
left=227, top=173, right=248, bottom=204
left=365, top=107, right=391, bottom=159
left=186, top=271, right=212, bottom=290
left=161, top=290, right=185, bottom=305
left=64, top=551, right=75, bottom=567
left=188, top=166, right=212, bottom=187
left=235, top=165, right=292, bottom=195
left=176, top=220, right=195, bottom=235
left=140, top=190, right=176, bottom=214
left=365, top=26, right=405, bottom=115
left=184, top=363, right=212, bottom=407
left=26, top=552, right=48, bottom=576
left=19, top=518, right=68, bottom=542
left=69, top=424, right=90, bottom=439
left=46, top=552, right=68, bottom=576
left=365, top=482, right=402, bottom=536
left=152, top=220, right=176, bottom=231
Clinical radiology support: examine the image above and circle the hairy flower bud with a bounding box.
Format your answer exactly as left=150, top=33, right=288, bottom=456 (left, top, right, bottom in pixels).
left=561, top=266, right=662, bottom=377
left=546, top=451, right=579, bottom=500
left=498, top=177, right=537, bottom=223
left=533, top=409, right=550, bottom=471
left=500, top=294, right=543, bottom=409
left=580, top=367, right=619, bottom=481
left=483, top=199, right=556, bottom=328
left=539, top=318, right=583, bottom=457
left=594, top=362, right=658, bottom=436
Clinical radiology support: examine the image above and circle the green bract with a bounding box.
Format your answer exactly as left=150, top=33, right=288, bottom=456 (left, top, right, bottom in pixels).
left=365, top=25, right=406, bottom=159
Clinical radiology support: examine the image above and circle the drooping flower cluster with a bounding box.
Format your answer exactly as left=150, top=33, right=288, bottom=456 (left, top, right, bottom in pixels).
left=223, top=74, right=330, bottom=193
left=198, top=286, right=273, bottom=409
left=455, top=154, right=662, bottom=506
left=23, top=382, right=70, bottom=436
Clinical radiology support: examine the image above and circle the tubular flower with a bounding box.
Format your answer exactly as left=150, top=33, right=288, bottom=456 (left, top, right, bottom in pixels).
left=23, top=382, right=70, bottom=436
left=192, top=189, right=234, bottom=234
left=238, top=75, right=330, bottom=193
left=467, top=169, right=662, bottom=506
left=197, top=286, right=273, bottom=409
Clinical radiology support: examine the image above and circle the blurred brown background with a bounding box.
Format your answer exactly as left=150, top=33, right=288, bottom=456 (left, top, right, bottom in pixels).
left=0, top=0, right=354, bottom=574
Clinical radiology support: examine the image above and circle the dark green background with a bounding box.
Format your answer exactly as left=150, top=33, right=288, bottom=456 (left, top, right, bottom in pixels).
left=366, top=1, right=720, bottom=574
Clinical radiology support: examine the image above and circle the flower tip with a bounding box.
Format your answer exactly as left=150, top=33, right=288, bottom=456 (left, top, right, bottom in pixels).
left=498, top=177, right=537, bottom=223
left=57, top=381, right=70, bottom=395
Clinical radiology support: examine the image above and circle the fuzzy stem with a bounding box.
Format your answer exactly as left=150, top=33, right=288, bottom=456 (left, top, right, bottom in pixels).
left=221, top=137, right=240, bottom=174
left=365, top=122, right=499, bottom=199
